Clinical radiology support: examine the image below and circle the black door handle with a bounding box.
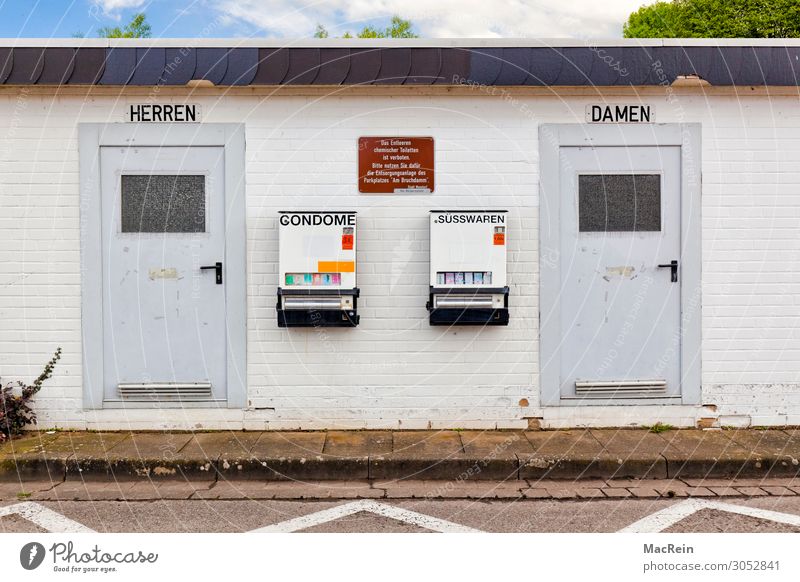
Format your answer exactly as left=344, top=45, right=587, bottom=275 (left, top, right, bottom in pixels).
left=657, top=260, right=678, bottom=283
left=200, top=262, right=223, bottom=284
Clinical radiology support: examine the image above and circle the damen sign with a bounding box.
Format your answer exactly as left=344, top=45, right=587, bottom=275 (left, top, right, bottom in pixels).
left=586, top=104, right=654, bottom=123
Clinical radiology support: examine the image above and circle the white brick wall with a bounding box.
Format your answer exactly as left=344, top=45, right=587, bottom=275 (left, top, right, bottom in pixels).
left=1, top=88, right=799, bottom=430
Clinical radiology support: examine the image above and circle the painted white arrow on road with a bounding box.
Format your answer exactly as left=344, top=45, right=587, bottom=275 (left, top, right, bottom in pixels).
left=0, top=502, right=96, bottom=533
left=619, top=498, right=800, bottom=533
left=250, top=500, right=482, bottom=533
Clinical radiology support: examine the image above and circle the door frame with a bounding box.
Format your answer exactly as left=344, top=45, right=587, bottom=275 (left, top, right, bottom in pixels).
left=538, top=123, right=701, bottom=406
left=79, top=123, right=247, bottom=409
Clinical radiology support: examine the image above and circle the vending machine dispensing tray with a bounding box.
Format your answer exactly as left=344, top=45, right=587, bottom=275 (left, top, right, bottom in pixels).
left=276, top=287, right=360, bottom=327
left=427, top=286, right=510, bottom=326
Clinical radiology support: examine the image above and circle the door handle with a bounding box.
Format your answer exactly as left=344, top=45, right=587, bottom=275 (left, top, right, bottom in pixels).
left=200, top=262, right=223, bottom=284
left=657, top=260, right=678, bottom=283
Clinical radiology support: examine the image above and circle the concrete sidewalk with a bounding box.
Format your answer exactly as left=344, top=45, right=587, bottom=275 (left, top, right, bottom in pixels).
left=1, top=428, right=799, bottom=483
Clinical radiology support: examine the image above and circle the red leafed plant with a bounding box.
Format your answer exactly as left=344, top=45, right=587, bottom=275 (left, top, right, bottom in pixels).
left=0, top=348, right=61, bottom=442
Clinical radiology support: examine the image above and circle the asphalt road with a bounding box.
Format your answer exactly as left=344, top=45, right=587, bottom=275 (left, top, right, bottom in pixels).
left=4, top=493, right=800, bottom=533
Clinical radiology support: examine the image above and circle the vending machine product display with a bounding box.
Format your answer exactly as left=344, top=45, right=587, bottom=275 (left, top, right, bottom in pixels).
left=277, top=211, right=359, bottom=327
left=427, top=210, right=510, bottom=326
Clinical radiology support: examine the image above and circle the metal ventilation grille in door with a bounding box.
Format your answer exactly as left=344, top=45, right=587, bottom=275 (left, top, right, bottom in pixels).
left=117, top=383, right=213, bottom=401
left=574, top=380, right=667, bottom=398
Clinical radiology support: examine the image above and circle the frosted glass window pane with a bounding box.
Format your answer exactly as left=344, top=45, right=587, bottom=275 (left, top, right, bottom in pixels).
left=578, top=174, right=661, bottom=232
left=121, top=175, right=205, bottom=233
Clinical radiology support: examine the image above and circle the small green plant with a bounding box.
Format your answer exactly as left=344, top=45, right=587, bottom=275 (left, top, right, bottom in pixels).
left=0, top=348, right=61, bottom=442
left=646, top=422, right=674, bottom=434
left=16, top=492, right=31, bottom=499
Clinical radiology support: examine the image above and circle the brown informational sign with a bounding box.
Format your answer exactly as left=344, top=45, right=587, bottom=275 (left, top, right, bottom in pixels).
left=358, top=137, right=434, bottom=194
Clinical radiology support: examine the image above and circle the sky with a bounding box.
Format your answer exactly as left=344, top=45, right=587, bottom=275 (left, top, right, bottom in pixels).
left=0, top=0, right=651, bottom=39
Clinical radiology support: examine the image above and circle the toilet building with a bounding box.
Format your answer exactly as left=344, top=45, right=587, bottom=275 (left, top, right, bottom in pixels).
left=2, top=38, right=799, bottom=430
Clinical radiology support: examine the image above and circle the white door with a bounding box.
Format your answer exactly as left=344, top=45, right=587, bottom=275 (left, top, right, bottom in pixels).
left=100, top=146, right=227, bottom=402
left=557, top=145, right=682, bottom=400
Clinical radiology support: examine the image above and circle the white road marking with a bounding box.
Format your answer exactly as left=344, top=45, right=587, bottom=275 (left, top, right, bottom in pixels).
left=250, top=500, right=482, bottom=533
left=0, top=502, right=96, bottom=533
left=619, top=499, right=800, bottom=533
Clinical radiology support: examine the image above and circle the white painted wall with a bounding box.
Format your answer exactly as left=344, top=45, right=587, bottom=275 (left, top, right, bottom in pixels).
left=1, top=87, right=798, bottom=430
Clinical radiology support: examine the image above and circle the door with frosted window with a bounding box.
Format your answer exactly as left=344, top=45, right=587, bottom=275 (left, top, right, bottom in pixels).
left=100, top=146, right=227, bottom=402
left=557, top=145, right=682, bottom=401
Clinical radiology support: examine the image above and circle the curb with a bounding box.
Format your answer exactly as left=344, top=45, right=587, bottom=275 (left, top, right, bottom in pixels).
left=3, top=453, right=799, bottom=483
left=2, top=428, right=799, bottom=483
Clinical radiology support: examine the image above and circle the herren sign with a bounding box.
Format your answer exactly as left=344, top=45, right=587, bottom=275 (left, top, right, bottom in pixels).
left=126, top=103, right=200, bottom=122
left=585, top=104, right=654, bottom=123
left=358, top=137, right=434, bottom=193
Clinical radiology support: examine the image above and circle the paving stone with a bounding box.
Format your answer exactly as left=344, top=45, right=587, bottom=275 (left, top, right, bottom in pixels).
left=708, top=487, right=741, bottom=496
left=789, top=486, right=800, bottom=495
left=123, top=481, right=210, bottom=500
left=628, top=487, right=661, bottom=498
left=658, top=430, right=765, bottom=479
left=382, top=479, right=524, bottom=499
left=680, top=477, right=798, bottom=487
left=69, top=432, right=213, bottom=481
left=735, top=487, right=769, bottom=497
left=194, top=480, right=380, bottom=500
left=548, top=488, right=578, bottom=499
left=223, top=432, right=331, bottom=480
left=314, top=432, right=393, bottom=481
left=192, top=481, right=264, bottom=500
left=0, top=432, right=62, bottom=457
left=519, top=430, right=608, bottom=479
left=649, top=480, right=697, bottom=498
left=527, top=478, right=608, bottom=489
left=602, top=488, right=633, bottom=498
left=723, top=429, right=800, bottom=477
left=250, top=432, right=327, bottom=456
left=371, top=432, right=494, bottom=480
left=180, top=432, right=261, bottom=462
left=589, top=429, right=669, bottom=479
left=36, top=481, right=132, bottom=501
left=392, top=431, right=463, bottom=456
left=575, top=488, right=605, bottom=499
left=2, top=431, right=112, bottom=482
left=265, top=480, right=381, bottom=500
left=323, top=431, right=392, bottom=456
left=683, top=487, right=716, bottom=497
left=520, top=488, right=551, bottom=499
left=760, top=486, right=795, bottom=496
left=459, top=431, right=534, bottom=457
left=0, top=481, right=58, bottom=501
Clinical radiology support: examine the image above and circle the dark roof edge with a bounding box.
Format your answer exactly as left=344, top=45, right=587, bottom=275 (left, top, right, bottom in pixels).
left=4, top=38, right=800, bottom=49
left=2, top=45, right=799, bottom=87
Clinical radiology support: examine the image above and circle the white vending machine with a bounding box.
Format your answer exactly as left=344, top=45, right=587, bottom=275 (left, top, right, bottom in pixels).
left=427, top=210, right=509, bottom=326
left=277, top=211, right=359, bottom=327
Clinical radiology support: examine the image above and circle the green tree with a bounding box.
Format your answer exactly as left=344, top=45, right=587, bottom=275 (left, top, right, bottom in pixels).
left=624, top=0, right=800, bottom=37
left=314, top=16, right=418, bottom=38
left=98, top=12, right=152, bottom=38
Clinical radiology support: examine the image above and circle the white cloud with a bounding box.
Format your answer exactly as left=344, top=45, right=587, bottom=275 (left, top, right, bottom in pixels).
left=212, top=0, right=649, bottom=38
left=92, top=0, right=149, bottom=18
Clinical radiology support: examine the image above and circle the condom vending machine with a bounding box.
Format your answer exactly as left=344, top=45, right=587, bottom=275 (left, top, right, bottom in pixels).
left=277, top=211, right=359, bottom=327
